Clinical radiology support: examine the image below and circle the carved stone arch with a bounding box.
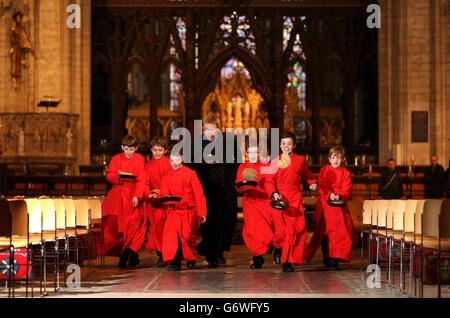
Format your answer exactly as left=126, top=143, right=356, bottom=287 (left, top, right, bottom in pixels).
left=125, top=56, right=148, bottom=76
left=161, top=56, right=183, bottom=73
left=197, top=45, right=272, bottom=113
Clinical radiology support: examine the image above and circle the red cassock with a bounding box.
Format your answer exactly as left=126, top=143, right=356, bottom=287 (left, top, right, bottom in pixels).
left=265, top=153, right=317, bottom=265
left=235, top=162, right=284, bottom=256
left=160, top=165, right=207, bottom=263
left=133, top=156, right=172, bottom=254
left=304, top=165, right=354, bottom=263
left=101, top=152, right=146, bottom=256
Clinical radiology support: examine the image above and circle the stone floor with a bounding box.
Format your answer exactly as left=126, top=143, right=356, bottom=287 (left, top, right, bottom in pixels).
left=2, top=235, right=448, bottom=298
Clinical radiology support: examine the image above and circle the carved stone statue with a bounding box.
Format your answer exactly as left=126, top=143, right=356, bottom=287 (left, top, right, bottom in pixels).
left=10, top=11, right=31, bottom=88
left=17, top=126, right=24, bottom=155
left=66, top=126, right=73, bottom=156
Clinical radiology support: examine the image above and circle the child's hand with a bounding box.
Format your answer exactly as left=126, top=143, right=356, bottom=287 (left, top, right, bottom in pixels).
left=148, top=193, right=158, bottom=199
left=273, top=193, right=282, bottom=201
left=200, top=216, right=207, bottom=224
left=132, top=197, right=139, bottom=207
left=330, top=193, right=341, bottom=201
left=309, top=183, right=318, bottom=191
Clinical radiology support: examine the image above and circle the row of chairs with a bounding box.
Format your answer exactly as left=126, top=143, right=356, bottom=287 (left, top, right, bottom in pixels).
left=361, top=199, right=450, bottom=297
left=0, top=196, right=104, bottom=298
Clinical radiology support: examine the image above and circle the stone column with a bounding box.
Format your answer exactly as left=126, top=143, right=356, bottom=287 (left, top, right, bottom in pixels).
left=378, top=0, right=449, bottom=167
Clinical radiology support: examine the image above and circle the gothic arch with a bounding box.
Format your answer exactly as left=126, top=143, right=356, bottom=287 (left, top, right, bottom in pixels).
left=197, top=45, right=272, bottom=110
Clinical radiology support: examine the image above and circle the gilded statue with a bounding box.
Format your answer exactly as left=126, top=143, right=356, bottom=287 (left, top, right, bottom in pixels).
left=10, top=11, right=31, bottom=88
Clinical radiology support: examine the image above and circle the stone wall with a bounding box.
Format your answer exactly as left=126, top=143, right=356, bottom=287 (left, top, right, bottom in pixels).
left=0, top=0, right=91, bottom=172
left=378, top=0, right=450, bottom=167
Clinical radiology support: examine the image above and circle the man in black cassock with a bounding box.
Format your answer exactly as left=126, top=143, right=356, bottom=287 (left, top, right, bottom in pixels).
left=379, top=158, right=404, bottom=199
left=188, top=115, right=239, bottom=267
left=424, top=155, right=445, bottom=199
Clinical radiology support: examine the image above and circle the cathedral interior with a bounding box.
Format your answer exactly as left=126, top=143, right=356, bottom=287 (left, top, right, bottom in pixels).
left=0, top=0, right=448, bottom=174
left=0, top=0, right=450, bottom=300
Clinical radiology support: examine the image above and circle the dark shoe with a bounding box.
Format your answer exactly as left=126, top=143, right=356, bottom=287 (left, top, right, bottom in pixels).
left=156, top=251, right=162, bottom=257
left=168, top=263, right=181, bottom=271
left=128, top=249, right=140, bottom=266
left=216, top=254, right=226, bottom=264
left=282, top=262, right=294, bottom=273
left=323, top=256, right=331, bottom=268
left=273, top=248, right=282, bottom=264
left=266, top=244, right=274, bottom=255
left=250, top=255, right=264, bottom=269
left=329, top=258, right=340, bottom=271
left=118, top=249, right=130, bottom=268
left=157, top=256, right=167, bottom=267
left=186, top=260, right=196, bottom=269
left=208, top=262, right=219, bottom=268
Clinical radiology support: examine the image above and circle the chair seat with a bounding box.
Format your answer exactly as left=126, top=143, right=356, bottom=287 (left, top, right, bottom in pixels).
left=65, top=228, right=89, bottom=236
left=91, top=219, right=102, bottom=225
left=0, top=236, right=35, bottom=247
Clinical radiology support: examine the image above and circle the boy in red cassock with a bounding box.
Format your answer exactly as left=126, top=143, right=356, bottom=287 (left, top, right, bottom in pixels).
left=235, top=143, right=284, bottom=269
left=304, top=146, right=354, bottom=270
left=102, top=135, right=146, bottom=268
left=136, top=136, right=172, bottom=267
left=160, top=151, right=207, bottom=271
left=265, top=132, right=318, bottom=272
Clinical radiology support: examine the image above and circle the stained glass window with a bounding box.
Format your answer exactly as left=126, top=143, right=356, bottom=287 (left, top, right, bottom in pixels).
left=220, top=13, right=256, bottom=54
left=283, top=16, right=307, bottom=111
left=221, top=58, right=251, bottom=82
left=175, top=17, right=186, bottom=50
left=169, top=64, right=182, bottom=111
left=283, top=16, right=306, bottom=59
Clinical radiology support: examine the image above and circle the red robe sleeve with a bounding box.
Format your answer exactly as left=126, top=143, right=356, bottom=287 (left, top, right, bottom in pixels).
left=264, top=158, right=279, bottom=197
left=336, top=168, right=352, bottom=201
left=106, top=155, right=122, bottom=185
left=143, top=162, right=152, bottom=198
left=133, top=156, right=146, bottom=198
left=235, top=164, right=245, bottom=193
left=190, top=170, right=207, bottom=217
left=302, top=159, right=317, bottom=185
left=318, top=166, right=331, bottom=199
left=160, top=176, right=170, bottom=197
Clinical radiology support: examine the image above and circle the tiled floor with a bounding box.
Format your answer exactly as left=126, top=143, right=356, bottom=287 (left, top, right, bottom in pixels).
left=2, top=237, right=449, bottom=298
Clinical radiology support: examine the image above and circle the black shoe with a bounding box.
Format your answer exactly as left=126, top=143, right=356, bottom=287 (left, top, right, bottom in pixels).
left=216, top=255, right=226, bottom=264
left=168, top=263, right=181, bottom=271
left=282, top=262, right=294, bottom=273
left=323, top=256, right=331, bottom=268
left=208, top=262, right=219, bottom=268
left=250, top=255, right=264, bottom=269
left=128, top=249, right=140, bottom=266
left=266, top=244, right=274, bottom=255
left=157, top=256, right=167, bottom=267
left=186, top=260, right=196, bottom=269
left=118, top=249, right=130, bottom=268
left=273, top=248, right=282, bottom=264
left=329, top=258, right=340, bottom=271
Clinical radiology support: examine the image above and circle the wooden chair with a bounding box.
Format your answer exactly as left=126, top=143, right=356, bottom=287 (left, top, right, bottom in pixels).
left=371, top=200, right=389, bottom=266
left=52, top=198, right=67, bottom=291
left=437, top=199, right=450, bottom=298
left=87, top=197, right=104, bottom=267
left=415, top=199, right=450, bottom=298
left=73, top=198, right=92, bottom=270
left=418, top=199, right=444, bottom=297
left=62, top=198, right=80, bottom=270
left=361, top=200, right=374, bottom=270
